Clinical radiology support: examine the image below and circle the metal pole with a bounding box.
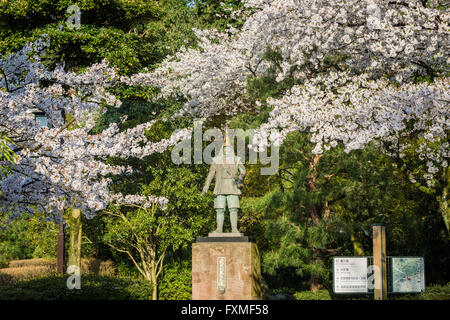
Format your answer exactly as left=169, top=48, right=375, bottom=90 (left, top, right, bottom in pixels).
left=372, top=223, right=387, bottom=300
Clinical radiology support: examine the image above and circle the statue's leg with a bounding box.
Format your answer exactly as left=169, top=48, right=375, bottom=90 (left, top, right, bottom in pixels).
left=215, top=208, right=225, bottom=233
left=213, top=195, right=226, bottom=233
left=229, top=208, right=239, bottom=233
left=228, top=195, right=240, bottom=233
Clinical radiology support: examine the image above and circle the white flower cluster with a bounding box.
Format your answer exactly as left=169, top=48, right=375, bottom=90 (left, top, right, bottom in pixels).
left=124, top=0, right=448, bottom=181
left=0, top=36, right=184, bottom=220
left=123, top=0, right=448, bottom=119
left=252, top=72, right=449, bottom=182
left=111, top=193, right=169, bottom=210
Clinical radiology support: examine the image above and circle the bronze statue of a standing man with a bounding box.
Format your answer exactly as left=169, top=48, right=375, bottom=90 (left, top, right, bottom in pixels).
left=201, top=128, right=246, bottom=234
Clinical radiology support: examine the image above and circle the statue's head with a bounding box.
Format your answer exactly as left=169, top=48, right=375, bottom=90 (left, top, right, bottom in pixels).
left=222, top=125, right=234, bottom=160
left=223, top=145, right=234, bottom=158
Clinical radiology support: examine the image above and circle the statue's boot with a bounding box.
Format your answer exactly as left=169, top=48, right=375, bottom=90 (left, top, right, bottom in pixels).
left=230, top=208, right=239, bottom=233
left=212, top=209, right=224, bottom=233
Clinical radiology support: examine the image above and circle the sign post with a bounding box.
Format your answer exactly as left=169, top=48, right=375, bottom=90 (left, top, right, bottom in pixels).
left=333, top=226, right=425, bottom=298
left=372, top=223, right=387, bottom=300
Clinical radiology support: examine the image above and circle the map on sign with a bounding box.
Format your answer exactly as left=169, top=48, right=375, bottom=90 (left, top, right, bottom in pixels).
left=392, top=257, right=425, bottom=293
left=333, top=257, right=368, bottom=293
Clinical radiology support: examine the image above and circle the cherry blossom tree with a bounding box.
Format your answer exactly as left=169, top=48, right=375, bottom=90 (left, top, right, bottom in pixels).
left=123, top=0, right=447, bottom=114
left=0, top=35, right=190, bottom=221
left=122, top=0, right=449, bottom=232
left=254, top=72, right=450, bottom=232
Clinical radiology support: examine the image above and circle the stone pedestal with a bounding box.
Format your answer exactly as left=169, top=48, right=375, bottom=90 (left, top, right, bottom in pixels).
left=192, top=236, right=262, bottom=300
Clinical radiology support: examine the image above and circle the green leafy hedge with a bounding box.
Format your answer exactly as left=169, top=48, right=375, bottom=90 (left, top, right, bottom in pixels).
left=389, top=283, right=450, bottom=300
left=294, top=290, right=332, bottom=300
left=0, top=274, right=153, bottom=300
left=294, top=283, right=450, bottom=300
left=158, top=262, right=191, bottom=300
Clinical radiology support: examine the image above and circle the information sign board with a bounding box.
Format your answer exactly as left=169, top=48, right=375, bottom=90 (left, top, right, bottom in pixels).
left=392, top=257, right=425, bottom=293
left=333, top=257, right=368, bottom=293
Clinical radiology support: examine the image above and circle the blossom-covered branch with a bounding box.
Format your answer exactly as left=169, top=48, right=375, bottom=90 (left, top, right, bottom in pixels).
left=0, top=36, right=188, bottom=220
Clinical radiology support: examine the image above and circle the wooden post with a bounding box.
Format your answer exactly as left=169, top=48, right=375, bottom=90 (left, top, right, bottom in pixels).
left=68, top=208, right=82, bottom=272
left=57, top=212, right=65, bottom=275
left=372, top=223, right=387, bottom=300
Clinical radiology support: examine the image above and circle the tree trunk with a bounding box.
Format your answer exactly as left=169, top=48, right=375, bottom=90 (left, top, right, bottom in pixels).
left=310, top=272, right=323, bottom=292
left=307, top=154, right=324, bottom=291
left=308, top=154, right=323, bottom=225
left=438, top=167, right=449, bottom=235
left=68, top=208, right=82, bottom=272
left=152, top=274, right=158, bottom=300
left=141, top=264, right=158, bottom=300
left=57, top=211, right=65, bottom=274
left=141, top=248, right=159, bottom=300
left=351, top=232, right=364, bottom=256
left=150, top=258, right=158, bottom=300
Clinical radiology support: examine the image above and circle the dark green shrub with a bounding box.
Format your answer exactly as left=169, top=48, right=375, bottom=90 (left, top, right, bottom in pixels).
left=389, top=283, right=450, bottom=300
left=0, top=275, right=153, bottom=300
left=158, top=262, right=191, bottom=300
left=115, top=260, right=140, bottom=278
left=420, top=283, right=450, bottom=300
left=294, top=290, right=332, bottom=300
left=0, top=258, right=9, bottom=269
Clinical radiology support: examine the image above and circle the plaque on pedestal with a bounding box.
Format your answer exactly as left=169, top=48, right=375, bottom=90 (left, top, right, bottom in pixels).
left=192, top=236, right=262, bottom=300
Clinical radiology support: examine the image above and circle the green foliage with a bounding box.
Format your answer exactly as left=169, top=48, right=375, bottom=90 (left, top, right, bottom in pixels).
left=238, top=128, right=449, bottom=291
left=229, top=44, right=450, bottom=294
left=77, top=214, right=110, bottom=260
left=390, top=283, right=450, bottom=300
left=0, top=210, right=111, bottom=269
left=114, top=260, right=141, bottom=278
left=294, top=283, right=450, bottom=300
left=1, top=0, right=449, bottom=300
left=0, top=0, right=199, bottom=75
left=190, top=0, right=246, bottom=31
left=294, top=290, right=332, bottom=300
left=158, top=261, right=192, bottom=300
left=0, top=212, right=59, bottom=268
left=0, top=133, right=17, bottom=178
left=0, top=274, right=154, bottom=300
left=96, top=98, right=214, bottom=249
left=103, top=205, right=180, bottom=259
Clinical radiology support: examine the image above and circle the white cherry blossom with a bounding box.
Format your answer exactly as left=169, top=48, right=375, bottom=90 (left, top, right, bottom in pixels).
left=0, top=36, right=187, bottom=220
